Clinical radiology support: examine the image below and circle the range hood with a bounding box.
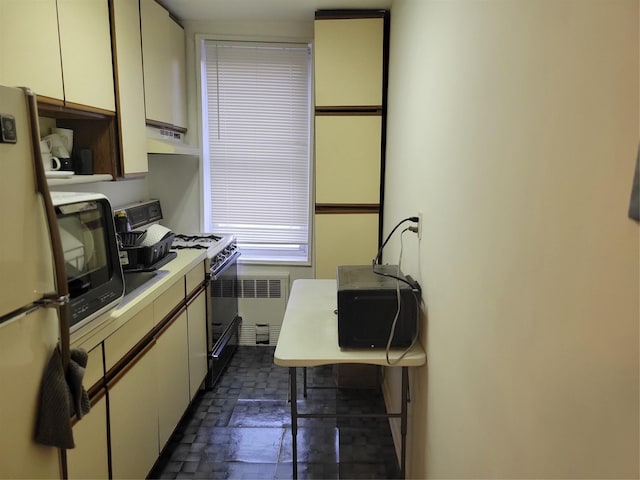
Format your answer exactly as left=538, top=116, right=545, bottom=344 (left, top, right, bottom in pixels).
left=146, top=127, right=199, bottom=156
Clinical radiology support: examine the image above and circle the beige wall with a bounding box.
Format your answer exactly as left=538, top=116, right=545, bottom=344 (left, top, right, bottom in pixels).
left=383, top=0, right=639, bottom=478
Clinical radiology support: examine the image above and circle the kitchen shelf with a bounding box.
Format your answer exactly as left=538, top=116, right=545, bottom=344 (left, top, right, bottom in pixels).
left=47, top=174, right=113, bottom=186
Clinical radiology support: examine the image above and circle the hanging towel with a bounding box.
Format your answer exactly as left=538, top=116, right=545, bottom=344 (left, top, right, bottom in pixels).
left=68, top=348, right=91, bottom=421
left=34, top=346, right=91, bottom=449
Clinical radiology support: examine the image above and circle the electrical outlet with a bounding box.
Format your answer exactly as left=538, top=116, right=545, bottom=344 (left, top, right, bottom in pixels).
left=418, top=211, right=423, bottom=240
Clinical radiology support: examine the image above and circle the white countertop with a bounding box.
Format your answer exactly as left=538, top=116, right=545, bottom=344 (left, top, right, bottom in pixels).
left=71, top=249, right=207, bottom=352
left=274, top=279, right=426, bottom=368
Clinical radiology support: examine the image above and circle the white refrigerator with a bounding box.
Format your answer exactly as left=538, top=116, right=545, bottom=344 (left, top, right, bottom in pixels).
left=0, top=85, right=65, bottom=478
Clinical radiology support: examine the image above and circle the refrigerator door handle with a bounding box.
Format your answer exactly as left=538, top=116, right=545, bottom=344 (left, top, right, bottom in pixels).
left=0, top=293, right=67, bottom=325
left=38, top=293, right=70, bottom=308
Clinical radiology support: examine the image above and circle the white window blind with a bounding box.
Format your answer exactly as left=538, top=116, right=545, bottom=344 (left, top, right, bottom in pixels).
left=202, top=41, right=311, bottom=263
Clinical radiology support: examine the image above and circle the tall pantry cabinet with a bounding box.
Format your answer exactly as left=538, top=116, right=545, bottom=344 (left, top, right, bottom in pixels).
left=313, top=10, right=389, bottom=279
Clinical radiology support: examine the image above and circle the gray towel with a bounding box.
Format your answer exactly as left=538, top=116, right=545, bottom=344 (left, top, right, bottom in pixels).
left=34, top=347, right=91, bottom=449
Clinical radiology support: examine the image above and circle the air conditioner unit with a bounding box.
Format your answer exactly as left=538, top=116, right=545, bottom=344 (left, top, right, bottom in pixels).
left=237, top=272, right=289, bottom=346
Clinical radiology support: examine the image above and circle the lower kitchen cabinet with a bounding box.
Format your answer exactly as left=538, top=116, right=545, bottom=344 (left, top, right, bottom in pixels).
left=187, top=289, right=208, bottom=399
left=77, top=258, right=208, bottom=479
left=66, top=392, right=109, bottom=480
left=108, top=342, right=158, bottom=480
left=156, top=309, right=190, bottom=450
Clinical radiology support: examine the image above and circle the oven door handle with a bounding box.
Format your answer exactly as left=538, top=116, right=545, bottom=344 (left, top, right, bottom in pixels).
left=210, top=315, right=242, bottom=360
left=210, top=250, right=241, bottom=280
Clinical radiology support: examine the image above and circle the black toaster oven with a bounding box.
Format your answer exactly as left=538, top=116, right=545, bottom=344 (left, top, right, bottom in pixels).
left=52, top=192, right=124, bottom=332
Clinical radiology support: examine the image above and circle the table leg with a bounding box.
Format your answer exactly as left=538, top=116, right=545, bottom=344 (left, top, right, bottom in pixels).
left=303, top=366, right=308, bottom=398
left=400, top=366, right=408, bottom=479
left=290, top=367, right=298, bottom=479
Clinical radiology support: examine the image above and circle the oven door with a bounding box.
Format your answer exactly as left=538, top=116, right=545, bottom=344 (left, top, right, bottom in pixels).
left=207, top=252, right=241, bottom=387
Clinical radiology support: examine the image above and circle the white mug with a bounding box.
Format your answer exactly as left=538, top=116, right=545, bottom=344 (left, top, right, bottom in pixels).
left=39, top=140, right=59, bottom=171
left=42, top=151, right=61, bottom=171
left=51, top=127, right=73, bottom=154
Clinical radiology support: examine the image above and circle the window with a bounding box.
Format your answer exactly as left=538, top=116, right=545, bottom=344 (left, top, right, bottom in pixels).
left=201, top=40, right=311, bottom=263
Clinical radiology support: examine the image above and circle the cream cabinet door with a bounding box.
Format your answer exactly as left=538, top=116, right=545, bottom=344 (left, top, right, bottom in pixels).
left=314, top=18, right=384, bottom=107
left=187, top=290, right=208, bottom=399
left=104, top=303, right=154, bottom=372
left=141, top=0, right=187, bottom=128
left=156, top=310, right=190, bottom=450
left=57, top=0, right=115, bottom=111
left=315, top=213, right=379, bottom=279
left=112, top=0, right=149, bottom=175
left=109, top=343, right=158, bottom=480
left=0, top=0, right=64, bottom=100
left=315, top=115, right=382, bottom=204
left=67, top=393, right=109, bottom=480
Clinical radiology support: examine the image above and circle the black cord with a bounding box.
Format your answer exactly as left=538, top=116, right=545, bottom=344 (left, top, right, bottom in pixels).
left=372, top=216, right=418, bottom=266
left=382, top=228, right=422, bottom=365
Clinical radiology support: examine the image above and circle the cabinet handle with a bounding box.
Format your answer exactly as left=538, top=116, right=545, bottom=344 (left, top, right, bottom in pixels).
left=107, top=339, right=156, bottom=388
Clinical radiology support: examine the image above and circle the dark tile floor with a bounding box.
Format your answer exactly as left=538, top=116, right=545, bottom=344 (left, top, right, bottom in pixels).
left=149, top=346, right=400, bottom=479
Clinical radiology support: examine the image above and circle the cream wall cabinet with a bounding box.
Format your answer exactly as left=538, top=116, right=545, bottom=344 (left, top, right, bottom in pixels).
left=0, top=0, right=64, bottom=100
left=315, top=115, right=382, bottom=204
left=156, top=309, right=190, bottom=450
left=313, top=11, right=388, bottom=280
left=315, top=213, right=379, bottom=279
left=66, top=393, right=109, bottom=480
left=314, top=18, right=384, bottom=107
left=187, top=289, right=208, bottom=399
left=109, top=342, right=159, bottom=480
left=140, top=0, right=187, bottom=129
left=112, top=0, right=148, bottom=176
left=57, top=0, right=115, bottom=111
left=0, top=0, right=116, bottom=110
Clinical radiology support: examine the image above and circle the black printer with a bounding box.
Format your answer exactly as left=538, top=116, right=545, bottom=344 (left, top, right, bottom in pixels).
left=337, top=265, right=420, bottom=348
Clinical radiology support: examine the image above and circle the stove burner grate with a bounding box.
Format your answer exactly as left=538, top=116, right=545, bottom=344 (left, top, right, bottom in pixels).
left=174, top=233, right=223, bottom=242
left=172, top=244, right=209, bottom=250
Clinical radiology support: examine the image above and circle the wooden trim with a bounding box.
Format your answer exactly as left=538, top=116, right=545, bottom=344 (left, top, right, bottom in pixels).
left=108, top=0, right=124, bottom=178
left=87, top=379, right=106, bottom=400
left=37, top=101, right=114, bottom=120
left=315, top=106, right=382, bottom=115
left=156, top=305, right=187, bottom=338
left=104, top=301, right=188, bottom=384
left=106, top=339, right=156, bottom=389
left=63, top=101, right=115, bottom=117
left=315, top=204, right=380, bottom=214
left=315, top=9, right=388, bottom=20
left=379, top=10, right=391, bottom=250
left=70, top=386, right=106, bottom=427
left=145, top=118, right=188, bottom=134
left=186, top=285, right=205, bottom=306
left=36, top=95, right=64, bottom=107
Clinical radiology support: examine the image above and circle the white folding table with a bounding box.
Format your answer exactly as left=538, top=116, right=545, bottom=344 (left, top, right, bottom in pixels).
left=274, top=279, right=426, bottom=479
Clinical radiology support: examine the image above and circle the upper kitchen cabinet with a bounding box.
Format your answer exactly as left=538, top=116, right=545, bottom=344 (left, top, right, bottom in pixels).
left=314, top=15, right=385, bottom=108
left=57, top=0, right=115, bottom=111
left=315, top=115, right=382, bottom=204
left=111, top=0, right=148, bottom=176
left=0, top=0, right=64, bottom=101
left=141, top=0, right=188, bottom=131
left=0, top=0, right=115, bottom=111
left=313, top=10, right=389, bottom=280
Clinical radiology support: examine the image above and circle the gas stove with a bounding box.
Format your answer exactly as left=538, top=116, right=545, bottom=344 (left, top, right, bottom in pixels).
left=114, top=200, right=239, bottom=276
left=114, top=200, right=241, bottom=390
